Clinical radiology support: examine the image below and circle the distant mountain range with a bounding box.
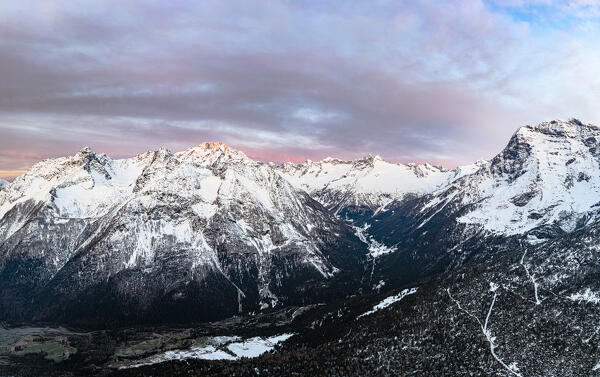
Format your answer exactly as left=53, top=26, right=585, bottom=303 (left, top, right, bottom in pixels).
left=273, top=152, right=484, bottom=216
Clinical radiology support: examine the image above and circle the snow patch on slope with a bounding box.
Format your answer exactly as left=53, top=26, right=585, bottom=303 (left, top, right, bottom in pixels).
left=353, top=224, right=395, bottom=258
left=568, top=289, right=600, bottom=304
left=54, top=159, right=146, bottom=218
left=357, top=288, right=418, bottom=319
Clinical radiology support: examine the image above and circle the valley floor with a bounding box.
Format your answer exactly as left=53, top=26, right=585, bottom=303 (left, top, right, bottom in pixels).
left=3, top=243, right=599, bottom=377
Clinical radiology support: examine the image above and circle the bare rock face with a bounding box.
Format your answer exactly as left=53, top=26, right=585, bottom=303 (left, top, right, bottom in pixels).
left=0, top=143, right=367, bottom=326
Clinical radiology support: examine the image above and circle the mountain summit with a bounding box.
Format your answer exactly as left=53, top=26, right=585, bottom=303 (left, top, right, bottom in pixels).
left=461, top=118, right=600, bottom=236
left=175, top=142, right=250, bottom=166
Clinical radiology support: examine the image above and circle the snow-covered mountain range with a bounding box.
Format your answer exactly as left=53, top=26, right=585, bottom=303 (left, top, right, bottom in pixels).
left=0, top=179, right=7, bottom=191
left=0, top=142, right=366, bottom=324
left=372, top=119, right=600, bottom=237
left=1, top=118, right=599, bottom=327
left=182, top=119, right=600, bottom=377
left=273, top=119, right=600, bottom=245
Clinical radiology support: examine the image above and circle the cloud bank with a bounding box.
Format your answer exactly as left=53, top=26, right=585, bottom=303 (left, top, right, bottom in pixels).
left=2, top=0, right=600, bottom=179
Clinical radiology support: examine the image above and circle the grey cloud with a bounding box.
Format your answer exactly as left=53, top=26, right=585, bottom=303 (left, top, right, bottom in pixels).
left=0, top=0, right=598, bottom=176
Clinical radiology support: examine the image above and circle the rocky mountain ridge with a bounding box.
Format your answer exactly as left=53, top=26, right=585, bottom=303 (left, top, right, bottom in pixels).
left=0, top=142, right=367, bottom=325
left=272, top=153, right=485, bottom=219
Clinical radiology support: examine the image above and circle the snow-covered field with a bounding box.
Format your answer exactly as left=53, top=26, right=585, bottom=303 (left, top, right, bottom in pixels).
left=123, top=333, right=294, bottom=369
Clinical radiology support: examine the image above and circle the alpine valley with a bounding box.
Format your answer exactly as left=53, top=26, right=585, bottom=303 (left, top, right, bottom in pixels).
left=1, top=119, right=599, bottom=377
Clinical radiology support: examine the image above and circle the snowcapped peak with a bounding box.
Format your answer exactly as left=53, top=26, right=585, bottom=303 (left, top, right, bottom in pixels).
left=71, top=147, right=115, bottom=171
left=352, top=154, right=383, bottom=169
left=155, top=147, right=173, bottom=158
left=358, top=154, right=382, bottom=162
left=453, top=118, right=600, bottom=236
left=516, top=119, right=599, bottom=139
left=411, top=162, right=447, bottom=176
left=175, top=142, right=250, bottom=166
left=488, top=119, right=600, bottom=182
left=134, top=147, right=173, bottom=163
left=451, top=159, right=488, bottom=179
left=73, top=146, right=102, bottom=163
left=319, top=156, right=346, bottom=164
left=197, top=141, right=231, bottom=151
left=77, top=146, right=94, bottom=155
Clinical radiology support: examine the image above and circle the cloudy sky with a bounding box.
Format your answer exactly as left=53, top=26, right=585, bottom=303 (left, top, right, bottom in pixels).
left=2, top=0, right=600, bottom=179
